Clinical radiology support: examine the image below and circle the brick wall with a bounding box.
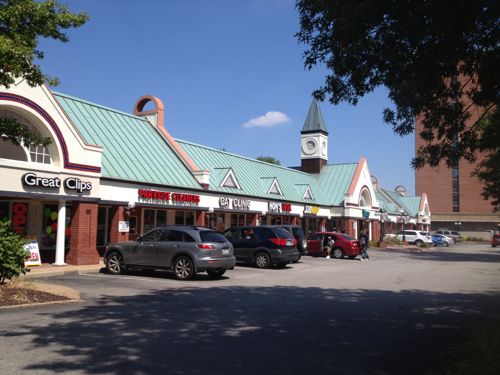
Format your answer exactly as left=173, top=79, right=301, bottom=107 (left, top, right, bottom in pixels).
left=66, top=202, right=99, bottom=265
left=109, top=206, right=129, bottom=244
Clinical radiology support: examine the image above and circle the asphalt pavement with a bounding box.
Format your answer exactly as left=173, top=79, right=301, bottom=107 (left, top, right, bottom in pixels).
left=1, top=243, right=499, bottom=375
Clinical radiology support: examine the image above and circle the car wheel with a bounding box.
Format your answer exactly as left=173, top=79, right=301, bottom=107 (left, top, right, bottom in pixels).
left=293, top=253, right=301, bottom=263
left=173, top=256, right=194, bottom=280
left=333, top=248, right=344, bottom=259
left=415, top=240, right=423, bottom=247
left=255, top=252, right=270, bottom=268
left=443, top=241, right=449, bottom=247
left=106, top=251, right=125, bottom=275
left=206, top=268, right=226, bottom=278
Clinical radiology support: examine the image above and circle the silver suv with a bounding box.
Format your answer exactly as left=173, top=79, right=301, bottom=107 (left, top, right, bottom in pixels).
left=104, top=226, right=236, bottom=280
left=396, top=230, right=433, bottom=246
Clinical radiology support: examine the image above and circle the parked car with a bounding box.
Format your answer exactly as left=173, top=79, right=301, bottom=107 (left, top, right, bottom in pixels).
left=435, top=229, right=461, bottom=243
left=272, top=224, right=308, bottom=256
left=222, top=225, right=300, bottom=268
left=431, top=233, right=454, bottom=247
left=396, top=230, right=433, bottom=246
left=104, top=225, right=235, bottom=280
left=492, top=234, right=500, bottom=248
left=307, top=232, right=360, bottom=259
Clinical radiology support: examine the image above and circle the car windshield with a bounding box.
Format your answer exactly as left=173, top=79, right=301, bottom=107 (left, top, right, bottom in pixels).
left=342, top=234, right=354, bottom=241
left=451, top=231, right=460, bottom=235
left=200, top=231, right=228, bottom=243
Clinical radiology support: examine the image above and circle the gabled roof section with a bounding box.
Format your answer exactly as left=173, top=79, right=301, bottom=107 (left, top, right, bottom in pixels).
left=315, top=163, right=358, bottom=205
left=53, top=92, right=201, bottom=189
left=220, top=168, right=241, bottom=189
left=266, top=178, right=283, bottom=195
left=303, top=185, right=314, bottom=200
left=302, top=99, right=328, bottom=134
left=177, top=139, right=329, bottom=203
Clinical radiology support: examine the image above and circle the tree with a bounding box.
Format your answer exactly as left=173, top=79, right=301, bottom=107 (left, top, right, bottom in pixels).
left=296, top=0, right=500, bottom=209
left=257, top=156, right=281, bottom=165
left=0, top=0, right=88, bottom=146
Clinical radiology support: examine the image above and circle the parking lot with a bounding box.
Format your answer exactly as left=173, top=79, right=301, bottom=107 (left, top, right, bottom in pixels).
left=1, top=243, right=500, bottom=374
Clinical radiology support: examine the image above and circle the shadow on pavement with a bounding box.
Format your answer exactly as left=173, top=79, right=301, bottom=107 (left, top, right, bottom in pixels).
left=2, top=286, right=500, bottom=374
left=399, top=249, right=500, bottom=263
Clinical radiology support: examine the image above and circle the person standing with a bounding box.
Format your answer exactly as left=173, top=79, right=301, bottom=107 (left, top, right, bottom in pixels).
left=324, top=235, right=335, bottom=259
left=359, top=231, right=369, bottom=261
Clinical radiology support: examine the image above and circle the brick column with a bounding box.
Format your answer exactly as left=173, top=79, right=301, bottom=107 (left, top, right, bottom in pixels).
left=248, top=213, right=258, bottom=226
left=319, top=218, right=326, bottom=232
left=291, top=216, right=298, bottom=225
left=344, top=219, right=356, bottom=237
left=109, top=206, right=129, bottom=243
left=196, top=210, right=206, bottom=226
left=371, top=221, right=380, bottom=242
left=67, top=202, right=99, bottom=265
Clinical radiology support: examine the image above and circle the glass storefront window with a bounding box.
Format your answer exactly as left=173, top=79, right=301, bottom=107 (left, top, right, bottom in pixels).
left=0, top=201, right=10, bottom=223
left=175, top=211, right=184, bottom=225
left=96, top=207, right=113, bottom=247
left=157, top=210, right=167, bottom=226
left=41, top=204, right=71, bottom=249
left=175, top=210, right=195, bottom=225
left=144, top=209, right=155, bottom=232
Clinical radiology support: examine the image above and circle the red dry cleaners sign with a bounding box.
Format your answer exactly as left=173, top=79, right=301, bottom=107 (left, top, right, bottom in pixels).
left=138, top=189, right=200, bottom=204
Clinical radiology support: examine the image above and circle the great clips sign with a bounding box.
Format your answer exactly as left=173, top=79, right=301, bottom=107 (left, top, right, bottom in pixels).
left=138, top=189, right=200, bottom=205
left=22, top=173, right=92, bottom=193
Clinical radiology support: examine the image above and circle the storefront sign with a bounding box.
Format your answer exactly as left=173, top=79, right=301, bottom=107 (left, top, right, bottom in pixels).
left=304, top=205, right=319, bottom=215
left=118, top=221, right=130, bottom=232
left=22, top=173, right=92, bottom=193
left=24, top=240, right=42, bottom=267
left=362, top=210, right=370, bottom=219
left=219, top=196, right=251, bottom=210
left=138, top=189, right=200, bottom=205
left=268, top=202, right=292, bottom=213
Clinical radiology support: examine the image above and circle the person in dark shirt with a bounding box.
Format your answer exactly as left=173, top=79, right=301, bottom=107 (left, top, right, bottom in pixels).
left=359, top=231, right=369, bottom=261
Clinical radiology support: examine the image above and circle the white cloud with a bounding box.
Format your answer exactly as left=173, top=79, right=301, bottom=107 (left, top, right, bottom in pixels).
left=242, top=111, right=291, bottom=128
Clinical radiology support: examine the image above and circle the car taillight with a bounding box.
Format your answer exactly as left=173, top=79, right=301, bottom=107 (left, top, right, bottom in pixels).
left=269, top=238, right=287, bottom=246
left=197, top=243, right=215, bottom=250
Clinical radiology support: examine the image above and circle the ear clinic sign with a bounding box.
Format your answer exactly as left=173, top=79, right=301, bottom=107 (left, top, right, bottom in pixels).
left=22, top=173, right=92, bottom=193
left=304, top=205, right=319, bottom=215
left=138, top=189, right=200, bottom=205
left=219, top=196, right=251, bottom=210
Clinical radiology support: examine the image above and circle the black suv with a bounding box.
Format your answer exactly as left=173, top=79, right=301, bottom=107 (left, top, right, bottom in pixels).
left=104, top=226, right=235, bottom=280
left=222, top=225, right=300, bottom=268
left=272, top=225, right=307, bottom=257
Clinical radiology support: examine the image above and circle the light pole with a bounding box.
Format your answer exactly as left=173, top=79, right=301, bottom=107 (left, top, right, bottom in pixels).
left=399, top=208, right=408, bottom=242
left=378, top=208, right=387, bottom=242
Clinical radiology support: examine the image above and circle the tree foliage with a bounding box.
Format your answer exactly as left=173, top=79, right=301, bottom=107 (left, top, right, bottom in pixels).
left=0, top=0, right=88, bottom=146
left=296, top=0, right=500, bottom=209
left=257, top=156, right=281, bottom=165
left=0, top=221, right=29, bottom=284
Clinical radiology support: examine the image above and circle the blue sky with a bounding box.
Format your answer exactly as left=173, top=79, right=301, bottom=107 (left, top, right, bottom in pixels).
left=38, top=0, right=415, bottom=194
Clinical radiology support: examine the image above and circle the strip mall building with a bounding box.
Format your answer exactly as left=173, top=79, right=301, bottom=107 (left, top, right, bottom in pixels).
left=0, top=81, right=431, bottom=265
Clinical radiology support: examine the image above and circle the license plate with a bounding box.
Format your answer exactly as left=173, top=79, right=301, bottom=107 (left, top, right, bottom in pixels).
left=222, top=249, right=230, bottom=255
left=286, top=239, right=293, bottom=246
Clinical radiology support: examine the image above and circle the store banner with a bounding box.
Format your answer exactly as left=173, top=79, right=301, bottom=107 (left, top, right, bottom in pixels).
left=24, top=240, right=42, bottom=267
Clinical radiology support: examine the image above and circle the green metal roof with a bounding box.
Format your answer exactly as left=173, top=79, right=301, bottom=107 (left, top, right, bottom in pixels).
left=315, top=164, right=358, bottom=205
left=381, top=188, right=421, bottom=217
left=53, top=92, right=201, bottom=189
left=302, top=99, right=328, bottom=133
left=375, top=190, right=401, bottom=214
left=177, top=139, right=332, bottom=204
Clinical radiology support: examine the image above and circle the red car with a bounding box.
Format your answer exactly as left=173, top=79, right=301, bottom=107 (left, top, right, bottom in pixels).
left=492, top=234, right=500, bottom=248
left=307, top=232, right=360, bottom=259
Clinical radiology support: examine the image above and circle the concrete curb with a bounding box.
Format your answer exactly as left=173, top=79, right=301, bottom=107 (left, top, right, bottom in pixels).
left=20, top=262, right=105, bottom=279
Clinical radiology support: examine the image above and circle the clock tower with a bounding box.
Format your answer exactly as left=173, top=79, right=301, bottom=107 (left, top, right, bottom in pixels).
left=300, top=99, right=328, bottom=173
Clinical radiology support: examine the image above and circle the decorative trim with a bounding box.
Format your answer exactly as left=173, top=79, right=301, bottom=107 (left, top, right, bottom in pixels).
left=0, top=92, right=101, bottom=173
left=347, top=157, right=366, bottom=195
left=220, top=169, right=241, bottom=189
left=268, top=178, right=283, bottom=196
left=303, top=185, right=314, bottom=200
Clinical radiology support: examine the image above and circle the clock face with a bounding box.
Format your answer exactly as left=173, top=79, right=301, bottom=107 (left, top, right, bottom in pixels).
left=302, top=138, right=317, bottom=155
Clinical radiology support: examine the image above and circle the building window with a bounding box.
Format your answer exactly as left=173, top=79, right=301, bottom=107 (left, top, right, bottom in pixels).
left=359, top=188, right=372, bottom=208
left=175, top=210, right=194, bottom=225
left=0, top=109, right=52, bottom=164
left=452, top=164, right=460, bottom=212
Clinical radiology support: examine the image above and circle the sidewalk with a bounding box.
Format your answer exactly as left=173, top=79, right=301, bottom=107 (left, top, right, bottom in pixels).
left=21, top=259, right=105, bottom=279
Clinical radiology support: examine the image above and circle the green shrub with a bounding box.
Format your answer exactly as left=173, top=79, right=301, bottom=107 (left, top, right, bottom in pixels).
left=0, top=221, right=30, bottom=284
left=368, top=240, right=379, bottom=248
left=383, top=236, right=403, bottom=245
